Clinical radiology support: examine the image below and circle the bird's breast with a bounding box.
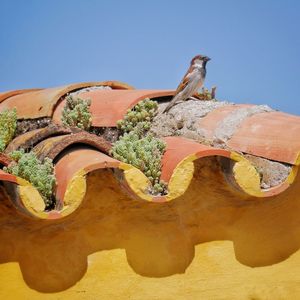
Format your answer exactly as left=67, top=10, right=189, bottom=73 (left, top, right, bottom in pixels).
left=184, top=71, right=204, bottom=93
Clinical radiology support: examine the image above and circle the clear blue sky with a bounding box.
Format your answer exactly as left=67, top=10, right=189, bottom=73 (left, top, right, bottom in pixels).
left=1, top=0, right=299, bottom=114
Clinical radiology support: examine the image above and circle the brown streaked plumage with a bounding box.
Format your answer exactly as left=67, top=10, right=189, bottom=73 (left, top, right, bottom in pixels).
left=162, top=55, right=211, bottom=113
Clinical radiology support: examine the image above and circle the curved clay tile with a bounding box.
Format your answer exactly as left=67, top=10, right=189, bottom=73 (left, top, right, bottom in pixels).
left=32, top=131, right=112, bottom=161
left=5, top=124, right=73, bottom=154
left=50, top=135, right=298, bottom=214
left=54, top=147, right=120, bottom=209
left=197, top=104, right=300, bottom=165
left=0, top=84, right=299, bottom=220
left=0, top=88, right=43, bottom=103
left=160, top=136, right=296, bottom=200
left=227, top=111, right=300, bottom=164
left=198, top=104, right=252, bottom=138
left=0, top=153, right=12, bottom=166
left=52, top=89, right=174, bottom=127
left=1, top=126, right=295, bottom=219
left=161, top=136, right=230, bottom=183
left=0, top=81, right=133, bottom=119
left=0, top=169, right=17, bottom=183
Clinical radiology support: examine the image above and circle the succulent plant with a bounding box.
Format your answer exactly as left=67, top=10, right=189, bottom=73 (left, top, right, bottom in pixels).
left=61, top=95, right=92, bottom=130
left=0, top=108, right=17, bottom=152
left=111, top=131, right=167, bottom=194
left=112, top=98, right=167, bottom=195
left=116, top=98, right=158, bottom=136
left=4, top=150, right=56, bottom=208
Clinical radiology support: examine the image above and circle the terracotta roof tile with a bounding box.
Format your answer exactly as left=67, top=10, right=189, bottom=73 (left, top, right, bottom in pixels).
left=0, top=169, right=17, bottom=183
left=52, top=89, right=174, bottom=127
left=54, top=147, right=120, bottom=207
left=0, top=82, right=299, bottom=220
left=228, top=111, right=300, bottom=164
left=161, top=136, right=230, bottom=182
left=0, top=88, right=44, bottom=103
left=32, top=131, right=111, bottom=160
left=0, top=81, right=133, bottom=119
left=198, top=104, right=252, bottom=138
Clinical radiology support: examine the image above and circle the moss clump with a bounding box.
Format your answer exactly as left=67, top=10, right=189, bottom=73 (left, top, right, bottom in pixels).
left=61, top=95, right=92, bottom=130
left=0, top=108, right=17, bottom=152
left=112, top=98, right=167, bottom=195
left=4, top=150, right=56, bottom=209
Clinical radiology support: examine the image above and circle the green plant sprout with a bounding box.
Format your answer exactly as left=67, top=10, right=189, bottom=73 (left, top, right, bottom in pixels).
left=0, top=108, right=17, bottom=152
left=61, top=94, right=92, bottom=130
left=112, top=98, right=167, bottom=195
left=116, top=98, right=158, bottom=135
left=4, top=150, right=57, bottom=209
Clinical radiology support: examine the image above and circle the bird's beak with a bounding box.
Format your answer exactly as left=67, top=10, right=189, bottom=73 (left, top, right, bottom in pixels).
left=205, top=57, right=211, bottom=62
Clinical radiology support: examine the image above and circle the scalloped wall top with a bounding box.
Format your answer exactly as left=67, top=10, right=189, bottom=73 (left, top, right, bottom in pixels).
left=0, top=82, right=299, bottom=220
left=161, top=136, right=231, bottom=182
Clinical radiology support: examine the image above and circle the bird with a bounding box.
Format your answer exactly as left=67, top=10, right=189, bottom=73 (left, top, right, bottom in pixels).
left=162, top=54, right=211, bottom=113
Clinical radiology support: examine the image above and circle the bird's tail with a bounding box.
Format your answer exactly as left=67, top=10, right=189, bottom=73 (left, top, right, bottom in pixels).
left=161, top=94, right=181, bottom=114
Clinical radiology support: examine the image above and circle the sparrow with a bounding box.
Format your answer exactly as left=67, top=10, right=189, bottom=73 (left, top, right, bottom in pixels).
left=162, top=54, right=211, bottom=113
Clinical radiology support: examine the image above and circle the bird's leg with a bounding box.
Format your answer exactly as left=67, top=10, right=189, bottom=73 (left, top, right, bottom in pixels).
left=174, top=100, right=184, bottom=105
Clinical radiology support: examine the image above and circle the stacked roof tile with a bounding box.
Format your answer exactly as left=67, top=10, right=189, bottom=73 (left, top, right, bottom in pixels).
left=0, top=81, right=299, bottom=219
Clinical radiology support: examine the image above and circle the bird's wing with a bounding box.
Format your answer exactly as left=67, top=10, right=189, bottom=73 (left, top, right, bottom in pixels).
left=174, top=66, right=193, bottom=95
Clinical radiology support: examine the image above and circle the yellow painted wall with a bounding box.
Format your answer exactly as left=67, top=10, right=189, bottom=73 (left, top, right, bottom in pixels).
left=2, top=241, right=300, bottom=300
left=1, top=157, right=300, bottom=299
